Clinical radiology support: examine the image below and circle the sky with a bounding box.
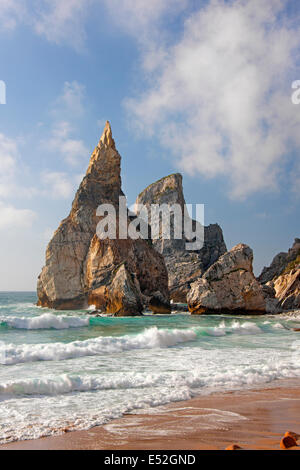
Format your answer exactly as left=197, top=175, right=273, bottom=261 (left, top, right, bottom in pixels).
left=0, top=0, right=299, bottom=290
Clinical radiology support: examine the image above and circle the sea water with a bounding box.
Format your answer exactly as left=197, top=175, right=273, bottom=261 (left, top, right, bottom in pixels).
left=0, top=292, right=299, bottom=443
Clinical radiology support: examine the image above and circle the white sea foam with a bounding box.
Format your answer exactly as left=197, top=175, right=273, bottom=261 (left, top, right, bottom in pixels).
left=0, top=313, right=89, bottom=330
left=1, top=307, right=300, bottom=445
left=0, top=326, right=198, bottom=365
left=0, top=373, right=163, bottom=396
left=204, top=320, right=262, bottom=336
left=0, top=320, right=271, bottom=365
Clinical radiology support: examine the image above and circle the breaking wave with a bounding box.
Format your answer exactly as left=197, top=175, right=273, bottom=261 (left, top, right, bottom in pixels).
left=0, top=313, right=89, bottom=330
left=0, top=326, right=198, bottom=365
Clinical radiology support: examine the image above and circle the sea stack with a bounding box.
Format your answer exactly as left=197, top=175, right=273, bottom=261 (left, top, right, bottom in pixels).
left=187, top=244, right=268, bottom=314
left=37, top=122, right=170, bottom=315
left=135, top=173, right=227, bottom=302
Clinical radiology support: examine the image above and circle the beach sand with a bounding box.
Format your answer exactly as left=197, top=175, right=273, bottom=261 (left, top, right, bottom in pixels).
left=1, top=378, right=300, bottom=450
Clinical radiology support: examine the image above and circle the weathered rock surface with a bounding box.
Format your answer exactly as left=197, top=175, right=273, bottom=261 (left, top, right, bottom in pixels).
left=272, top=268, right=300, bottom=310
left=135, top=173, right=227, bottom=302
left=258, top=238, right=300, bottom=310
left=85, top=236, right=170, bottom=314
left=258, top=238, right=300, bottom=284
left=187, top=244, right=267, bottom=315
left=37, top=122, right=170, bottom=315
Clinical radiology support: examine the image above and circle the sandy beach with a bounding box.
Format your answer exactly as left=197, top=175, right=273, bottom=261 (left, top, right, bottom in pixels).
left=1, top=378, right=300, bottom=451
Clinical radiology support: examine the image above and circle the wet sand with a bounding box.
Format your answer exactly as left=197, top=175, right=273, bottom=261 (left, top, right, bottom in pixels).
left=1, top=379, right=300, bottom=450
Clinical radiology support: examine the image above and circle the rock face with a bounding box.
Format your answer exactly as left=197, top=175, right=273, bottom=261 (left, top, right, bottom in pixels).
left=37, top=122, right=170, bottom=315
left=85, top=236, right=170, bottom=314
left=187, top=244, right=267, bottom=315
left=258, top=238, right=300, bottom=284
left=135, top=173, right=227, bottom=302
left=258, top=238, right=300, bottom=310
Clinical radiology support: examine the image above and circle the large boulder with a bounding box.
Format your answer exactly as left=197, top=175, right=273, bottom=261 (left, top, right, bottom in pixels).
left=89, top=263, right=143, bottom=316
left=187, top=244, right=267, bottom=315
left=37, top=122, right=170, bottom=315
left=85, top=236, right=170, bottom=314
left=135, top=173, right=227, bottom=302
left=258, top=238, right=300, bottom=310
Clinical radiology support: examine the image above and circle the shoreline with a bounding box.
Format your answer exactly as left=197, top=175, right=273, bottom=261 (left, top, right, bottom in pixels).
left=2, top=378, right=300, bottom=450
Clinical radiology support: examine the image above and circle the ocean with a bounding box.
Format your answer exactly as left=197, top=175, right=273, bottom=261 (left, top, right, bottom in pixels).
left=0, top=291, right=299, bottom=444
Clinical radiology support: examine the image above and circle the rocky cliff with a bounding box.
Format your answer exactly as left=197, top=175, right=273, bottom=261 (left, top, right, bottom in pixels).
left=258, top=238, right=300, bottom=310
left=37, top=122, right=170, bottom=314
left=135, top=173, right=227, bottom=302
left=258, top=238, right=300, bottom=284
left=187, top=244, right=268, bottom=315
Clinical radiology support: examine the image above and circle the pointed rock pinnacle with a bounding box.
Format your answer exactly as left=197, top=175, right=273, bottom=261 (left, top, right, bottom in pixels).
left=99, top=121, right=115, bottom=149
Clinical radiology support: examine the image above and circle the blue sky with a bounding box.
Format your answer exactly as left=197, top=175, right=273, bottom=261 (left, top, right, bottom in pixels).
left=0, top=0, right=299, bottom=290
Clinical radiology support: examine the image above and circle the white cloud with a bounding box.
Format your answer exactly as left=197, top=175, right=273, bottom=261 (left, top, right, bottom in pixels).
left=0, top=0, right=91, bottom=49
left=1, top=0, right=188, bottom=50
left=0, top=133, right=38, bottom=199
left=0, top=0, right=25, bottom=31
left=103, top=0, right=188, bottom=42
left=41, top=171, right=75, bottom=199
left=126, top=0, right=300, bottom=199
left=33, top=0, right=91, bottom=50
left=44, top=120, right=88, bottom=166
left=0, top=132, right=18, bottom=198
left=42, top=81, right=89, bottom=165
left=0, top=201, right=36, bottom=230
left=0, top=133, right=37, bottom=230
left=52, top=80, right=86, bottom=117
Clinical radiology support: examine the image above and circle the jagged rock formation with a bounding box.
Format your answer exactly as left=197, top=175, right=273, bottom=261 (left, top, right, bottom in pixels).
left=135, top=173, right=227, bottom=302
left=258, top=238, right=300, bottom=284
left=187, top=244, right=268, bottom=315
left=37, top=122, right=170, bottom=315
left=273, top=268, right=300, bottom=310
left=258, top=239, right=300, bottom=310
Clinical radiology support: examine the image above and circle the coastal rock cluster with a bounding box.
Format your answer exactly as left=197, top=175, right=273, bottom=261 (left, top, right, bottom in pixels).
left=37, top=122, right=169, bottom=315
left=37, top=121, right=299, bottom=316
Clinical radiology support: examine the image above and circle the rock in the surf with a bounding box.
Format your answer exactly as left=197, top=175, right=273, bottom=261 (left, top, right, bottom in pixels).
left=187, top=244, right=267, bottom=315
left=37, top=121, right=170, bottom=314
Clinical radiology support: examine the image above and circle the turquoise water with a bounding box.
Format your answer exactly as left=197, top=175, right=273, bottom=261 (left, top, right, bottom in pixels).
left=0, top=292, right=299, bottom=443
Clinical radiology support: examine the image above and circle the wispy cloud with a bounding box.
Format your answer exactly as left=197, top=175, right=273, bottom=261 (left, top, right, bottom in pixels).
left=41, top=171, right=76, bottom=199
left=52, top=81, right=86, bottom=118
left=33, top=0, right=91, bottom=50
left=125, top=0, right=300, bottom=199
left=0, top=132, right=37, bottom=199
left=0, top=201, right=36, bottom=230
left=102, top=0, right=188, bottom=43
left=42, top=81, right=89, bottom=166
left=0, top=133, right=36, bottom=230
left=0, top=0, right=91, bottom=49
left=0, top=0, right=25, bottom=32
left=44, top=120, right=88, bottom=166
